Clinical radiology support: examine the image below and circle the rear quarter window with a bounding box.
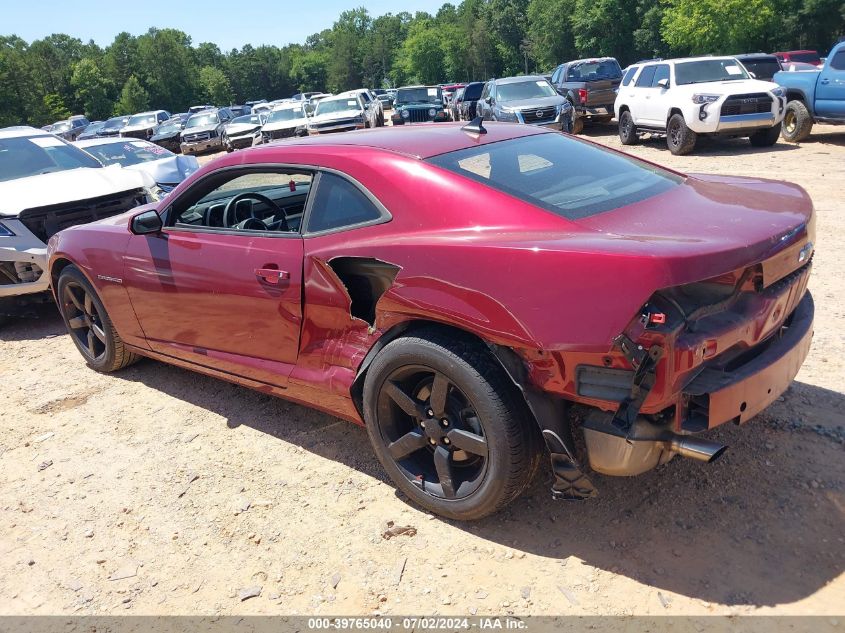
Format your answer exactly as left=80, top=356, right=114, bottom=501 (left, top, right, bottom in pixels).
left=428, top=133, right=682, bottom=221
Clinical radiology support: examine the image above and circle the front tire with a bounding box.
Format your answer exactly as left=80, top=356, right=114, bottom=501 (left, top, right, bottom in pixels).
left=781, top=100, right=813, bottom=142
left=57, top=265, right=139, bottom=373
left=363, top=330, right=541, bottom=520
left=749, top=124, right=781, bottom=147
left=618, top=110, right=638, bottom=145
left=666, top=113, right=697, bottom=155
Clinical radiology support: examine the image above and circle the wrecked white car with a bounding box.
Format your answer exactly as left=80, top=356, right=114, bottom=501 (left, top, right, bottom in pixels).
left=0, top=126, right=152, bottom=321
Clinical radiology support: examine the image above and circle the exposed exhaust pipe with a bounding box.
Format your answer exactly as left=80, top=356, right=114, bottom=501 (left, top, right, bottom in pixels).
left=669, top=436, right=728, bottom=463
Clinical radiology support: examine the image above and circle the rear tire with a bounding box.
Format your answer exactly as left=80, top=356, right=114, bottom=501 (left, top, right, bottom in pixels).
left=571, top=114, right=584, bottom=135
left=666, top=113, right=697, bottom=155
left=618, top=110, right=638, bottom=145
left=781, top=100, right=813, bottom=142
left=56, top=265, right=139, bottom=373
left=749, top=124, right=781, bottom=147
left=363, top=329, right=542, bottom=520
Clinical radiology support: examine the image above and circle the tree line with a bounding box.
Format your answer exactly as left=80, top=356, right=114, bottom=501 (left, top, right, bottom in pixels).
left=1, top=0, right=843, bottom=127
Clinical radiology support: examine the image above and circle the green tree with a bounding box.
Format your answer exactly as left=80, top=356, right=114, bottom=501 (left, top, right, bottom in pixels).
left=527, top=0, right=577, bottom=70
left=662, top=0, right=780, bottom=55
left=396, top=19, right=445, bottom=84
left=43, top=93, right=71, bottom=120
left=115, top=75, right=150, bottom=114
left=71, top=58, right=113, bottom=119
left=199, top=65, right=233, bottom=104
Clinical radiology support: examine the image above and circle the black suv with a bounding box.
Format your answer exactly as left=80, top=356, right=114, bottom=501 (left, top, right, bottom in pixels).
left=734, top=53, right=783, bottom=80
left=550, top=57, right=623, bottom=133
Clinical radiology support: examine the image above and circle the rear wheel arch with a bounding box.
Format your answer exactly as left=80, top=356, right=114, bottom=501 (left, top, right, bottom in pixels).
left=351, top=319, right=568, bottom=451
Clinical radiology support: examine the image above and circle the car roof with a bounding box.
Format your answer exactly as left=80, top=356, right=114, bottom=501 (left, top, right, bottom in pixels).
left=0, top=125, right=48, bottom=139
left=398, top=85, right=440, bottom=90
left=566, top=57, right=618, bottom=65
left=640, top=55, right=738, bottom=66
left=495, top=75, right=548, bottom=85
left=256, top=121, right=548, bottom=160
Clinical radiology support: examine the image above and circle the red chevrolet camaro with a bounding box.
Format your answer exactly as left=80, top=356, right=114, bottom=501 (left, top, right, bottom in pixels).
left=47, top=122, right=814, bottom=520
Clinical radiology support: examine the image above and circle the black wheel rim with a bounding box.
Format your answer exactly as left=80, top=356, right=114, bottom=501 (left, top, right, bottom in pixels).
left=62, top=282, right=107, bottom=362
left=669, top=120, right=681, bottom=146
left=784, top=111, right=796, bottom=134
left=375, top=366, right=489, bottom=500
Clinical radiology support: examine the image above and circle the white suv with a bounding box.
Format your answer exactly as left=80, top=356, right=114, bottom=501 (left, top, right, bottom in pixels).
left=614, top=56, right=786, bottom=155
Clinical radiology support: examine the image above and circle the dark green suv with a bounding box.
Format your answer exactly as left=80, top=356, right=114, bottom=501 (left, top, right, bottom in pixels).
left=391, top=86, right=450, bottom=124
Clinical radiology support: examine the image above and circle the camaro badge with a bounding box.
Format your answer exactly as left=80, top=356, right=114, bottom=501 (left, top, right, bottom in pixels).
left=97, top=275, right=123, bottom=284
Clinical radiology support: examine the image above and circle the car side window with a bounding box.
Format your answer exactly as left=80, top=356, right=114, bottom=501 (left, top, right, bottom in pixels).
left=170, top=169, right=314, bottom=234
left=651, top=65, right=670, bottom=87
left=830, top=50, right=845, bottom=70
left=635, top=66, right=657, bottom=87
left=480, top=82, right=489, bottom=100
left=621, top=66, right=638, bottom=86
left=551, top=66, right=562, bottom=84
left=306, top=172, right=385, bottom=234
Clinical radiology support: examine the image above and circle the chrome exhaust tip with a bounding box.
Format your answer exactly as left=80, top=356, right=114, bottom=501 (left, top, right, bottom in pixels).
left=670, top=436, right=728, bottom=463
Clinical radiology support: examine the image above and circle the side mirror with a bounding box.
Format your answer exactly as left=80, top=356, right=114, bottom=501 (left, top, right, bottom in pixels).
left=131, top=210, right=163, bottom=235
left=656, top=78, right=669, bottom=89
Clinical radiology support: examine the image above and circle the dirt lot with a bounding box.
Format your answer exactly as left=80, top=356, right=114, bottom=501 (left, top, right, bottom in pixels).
left=1, top=124, right=843, bottom=616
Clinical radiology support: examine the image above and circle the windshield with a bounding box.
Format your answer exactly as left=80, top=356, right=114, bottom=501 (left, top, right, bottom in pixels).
left=231, top=115, right=262, bottom=125
left=428, top=133, right=681, bottom=221
left=267, top=107, right=304, bottom=122
left=127, top=113, right=158, bottom=126
left=740, top=58, right=781, bottom=80
left=496, top=80, right=557, bottom=101
left=674, top=59, right=750, bottom=85
left=315, top=98, right=361, bottom=115
left=50, top=121, right=72, bottom=132
left=155, top=122, right=182, bottom=135
left=566, top=59, right=622, bottom=80
left=0, top=135, right=102, bottom=182
left=104, top=116, right=128, bottom=128
left=396, top=87, right=441, bottom=104
left=185, top=113, right=219, bottom=128
left=82, top=140, right=173, bottom=167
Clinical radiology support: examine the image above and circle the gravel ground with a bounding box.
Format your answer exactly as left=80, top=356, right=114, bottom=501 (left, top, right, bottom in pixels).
left=1, top=123, right=843, bottom=616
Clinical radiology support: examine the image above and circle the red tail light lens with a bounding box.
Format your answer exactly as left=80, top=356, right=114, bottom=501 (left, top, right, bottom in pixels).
left=578, top=88, right=588, bottom=102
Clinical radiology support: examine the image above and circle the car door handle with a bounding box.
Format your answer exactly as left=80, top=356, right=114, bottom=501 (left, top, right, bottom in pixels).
left=255, top=267, right=289, bottom=284
left=820, top=78, right=830, bottom=84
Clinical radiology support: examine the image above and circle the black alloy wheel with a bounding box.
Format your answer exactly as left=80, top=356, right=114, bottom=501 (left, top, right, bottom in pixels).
left=62, top=280, right=108, bottom=363
left=375, top=365, right=489, bottom=500
left=57, top=265, right=139, bottom=372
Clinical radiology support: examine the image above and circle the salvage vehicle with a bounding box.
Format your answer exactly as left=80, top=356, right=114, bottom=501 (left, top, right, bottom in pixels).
left=338, top=89, right=384, bottom=127
left=46, top=122, right=815, bottom=520
left=458, top=82, right=484, bottom=121
left=550, top=57, right=623, bottom=133
left=261, top=103, right=309, bottom=142
left=448, top=86, right=465, bottom=121
left=49, top=115, right=91, bottom=141
left=476, top=76, right=574, bottom=132
left=222, top=113, right=267, bottom=151
left=121, top=110, right=171, bottom=140
left=734, top=53, right=782, bottom=81
left=308, top=94, right=371, bottom=134
left=391, top=86, right=450, bottom=124
left=149, top=118, right=186, bottom=153
left=774, top=42, right=845, bottom=142
left=615, top=57, right=786, bottom=155
left=97, top=116, right=130, bottom=138
left=75, top=138, right=200, bottom=196
left=0, top=126, right=151, bottom=322
left=180, top=108, right=233, bottom=154
left=376, top=93, right=394, bottom=110
left=77, top=121, right=106, bottom=141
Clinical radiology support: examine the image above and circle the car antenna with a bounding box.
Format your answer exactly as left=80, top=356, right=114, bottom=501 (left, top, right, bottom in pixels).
left=461, top=117, right=487, bottom=134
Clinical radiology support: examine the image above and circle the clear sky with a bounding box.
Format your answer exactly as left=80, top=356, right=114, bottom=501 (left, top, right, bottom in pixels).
left=3, top=0, right=448, bottom=50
